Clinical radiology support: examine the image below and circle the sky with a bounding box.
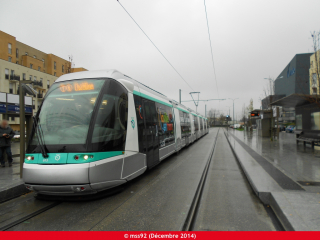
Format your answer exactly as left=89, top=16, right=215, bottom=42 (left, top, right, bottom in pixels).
left=1, top=0, right=319, bottom=120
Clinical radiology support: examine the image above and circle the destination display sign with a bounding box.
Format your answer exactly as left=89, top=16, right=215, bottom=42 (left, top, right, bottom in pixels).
left=59, top=82, right=95, bottom=93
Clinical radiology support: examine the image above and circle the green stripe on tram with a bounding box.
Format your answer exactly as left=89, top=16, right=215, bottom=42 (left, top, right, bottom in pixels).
left=177, top=107, right=189, bottom=114
left=24, top=151, right=124, bottom=164
left=133, top=90, right=172, bottom=107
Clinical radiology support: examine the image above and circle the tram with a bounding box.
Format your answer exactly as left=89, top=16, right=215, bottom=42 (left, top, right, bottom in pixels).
left=23, top=70, right=209, bottom=195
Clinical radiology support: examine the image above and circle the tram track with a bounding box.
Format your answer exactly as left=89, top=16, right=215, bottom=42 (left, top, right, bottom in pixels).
left=181, top=129, right=220, bottom=231
left=0, top=201, right=61, bottom=231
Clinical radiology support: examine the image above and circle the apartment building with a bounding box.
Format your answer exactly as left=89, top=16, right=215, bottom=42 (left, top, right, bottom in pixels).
left=0, top=30, right=87, bottom=130
left=310, top=50, right=320, bottom=95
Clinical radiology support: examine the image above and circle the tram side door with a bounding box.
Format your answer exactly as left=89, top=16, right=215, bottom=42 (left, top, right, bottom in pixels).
left=142, top=100, right=160, bottom=168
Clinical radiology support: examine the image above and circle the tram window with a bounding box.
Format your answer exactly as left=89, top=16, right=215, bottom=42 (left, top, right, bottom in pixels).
left=194, top=115, right=199, bottom=131
left=91, top=80, right=128, bottom=152
left=156, top=103, right=174, bottom=147
left=28, top=79, right=105, bottom=152
left=179, top=110, right=190, bottom=137
left=134, top=95, right=144, bottom=153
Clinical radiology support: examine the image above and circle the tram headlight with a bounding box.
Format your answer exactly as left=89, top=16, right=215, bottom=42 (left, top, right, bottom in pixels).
left=26, top=156, right=34, bottom=160
left=83, top=155, right=89, bottom=160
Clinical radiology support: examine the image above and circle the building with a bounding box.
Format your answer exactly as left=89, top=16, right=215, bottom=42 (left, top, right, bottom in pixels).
left=271, top=53, right=312, bottom=124
left=309, top=50, right=320, bottom=95
left=275, top=53, right=312, bottom=97
left=261, top=95, right=285, bottom=110
left=0, top=30, right=87, bottom=130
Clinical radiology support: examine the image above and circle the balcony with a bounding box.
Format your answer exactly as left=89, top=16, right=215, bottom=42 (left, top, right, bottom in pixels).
left=37, top=93, right=43, bottom=99
left=32, top=80, right=43, bottom=88
left=9, top=75, right=20, bottom=81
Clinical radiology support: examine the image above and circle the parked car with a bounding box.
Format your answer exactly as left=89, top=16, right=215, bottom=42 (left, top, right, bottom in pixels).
left=12, top=131, right=26, bottom=140
left=286, top=126, right=295, bottom=133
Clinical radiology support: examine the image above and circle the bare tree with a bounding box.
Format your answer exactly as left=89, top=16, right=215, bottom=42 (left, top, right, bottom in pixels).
left=207, top=108, right=220, bottom=126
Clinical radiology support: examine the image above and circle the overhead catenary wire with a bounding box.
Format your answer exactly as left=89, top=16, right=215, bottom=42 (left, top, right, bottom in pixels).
left=117, top=0, right=194, bottom=90
left=203, top=0, right=219, bottom=99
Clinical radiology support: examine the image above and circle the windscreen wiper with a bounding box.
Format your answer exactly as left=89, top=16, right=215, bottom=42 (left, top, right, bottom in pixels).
left=33, top=116, right=49, bottom=158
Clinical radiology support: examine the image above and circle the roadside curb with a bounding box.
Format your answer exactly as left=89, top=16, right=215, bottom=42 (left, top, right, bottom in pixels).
left=0, top=180, right=29, bottom=203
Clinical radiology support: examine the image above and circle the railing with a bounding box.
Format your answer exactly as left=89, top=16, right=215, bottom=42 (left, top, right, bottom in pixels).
left=33, top=80, right=43, bottom=87
left=37, top=93, right=43, bottom=98
left=9, top=75, right=20, bottom=81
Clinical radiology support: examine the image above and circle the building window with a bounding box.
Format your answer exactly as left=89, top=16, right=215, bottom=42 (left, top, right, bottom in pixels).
left=8, top=56, right=12, bottom=62
left=40, top=78, right=43, bottom=83
left=11, top=116, right=15, bottom=121
left=29, top=75, right=32, bottom=80
left=313, top=87, right=317, bottom=94
left=62, top=65, right=64, bottom=73
left=33, top=55, right=36, bottom=59
left=16, top=48, right=19, bottom=58
left=9, top=83, right=13, bottom=94
left=5, top=68, right=9, bottom=79
left=54, top=61, right=56, bottom=70
left=32, top=100, right=35, bottom=109
left=8, top=43, right=12, bottom=54
left=47, top=80, right=50, bottom=89
left=313, top=73, right=317, bottom=87
left=38, top=66, right=41, bottom=71
left=296, top=114, right=302, bottom=129
left=311, top=112, right=320, bottom=130
left=23, top=73, right=26, bottom=80
left=34, top=76, right=37, bottom=81
left=30, top=64, right=33, bottom=69
left=16, top=61, right=19, bottom=64
left=25, top=52, right=28, bottom=55
left=54, top=72, right=56, bottom=76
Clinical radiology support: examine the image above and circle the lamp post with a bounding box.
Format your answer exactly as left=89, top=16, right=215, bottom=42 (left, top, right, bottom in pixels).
left=229, top=98, right=239, bottom=125
left=19, top=80, right=33, bottom=178
left=264, top=76, right=283, bottom=140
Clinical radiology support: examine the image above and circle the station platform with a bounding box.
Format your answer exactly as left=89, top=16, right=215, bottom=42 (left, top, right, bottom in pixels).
left=0, top=142, right=29, bottom=203
left=225, top=129, right=320, bottom=231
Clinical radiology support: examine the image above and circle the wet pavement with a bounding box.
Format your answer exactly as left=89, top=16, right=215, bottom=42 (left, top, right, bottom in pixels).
left=230, top=129, right=320, bottom=193
left=226, top=128, right=320, bottom=230
left=194, top=131, right=276, bottom=231
left=0, top=142, right=26, bottom=202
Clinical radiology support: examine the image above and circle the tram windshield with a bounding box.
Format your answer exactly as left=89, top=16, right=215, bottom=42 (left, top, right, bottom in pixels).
left=27, top=78, right=128, bottom=153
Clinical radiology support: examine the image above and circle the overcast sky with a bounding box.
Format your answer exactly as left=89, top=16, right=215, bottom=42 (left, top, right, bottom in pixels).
left=1, top=0, right=319, bottom=119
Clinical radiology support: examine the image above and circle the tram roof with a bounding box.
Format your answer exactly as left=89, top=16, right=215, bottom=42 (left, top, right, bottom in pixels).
left=54, top=69, right=205, bottom=117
